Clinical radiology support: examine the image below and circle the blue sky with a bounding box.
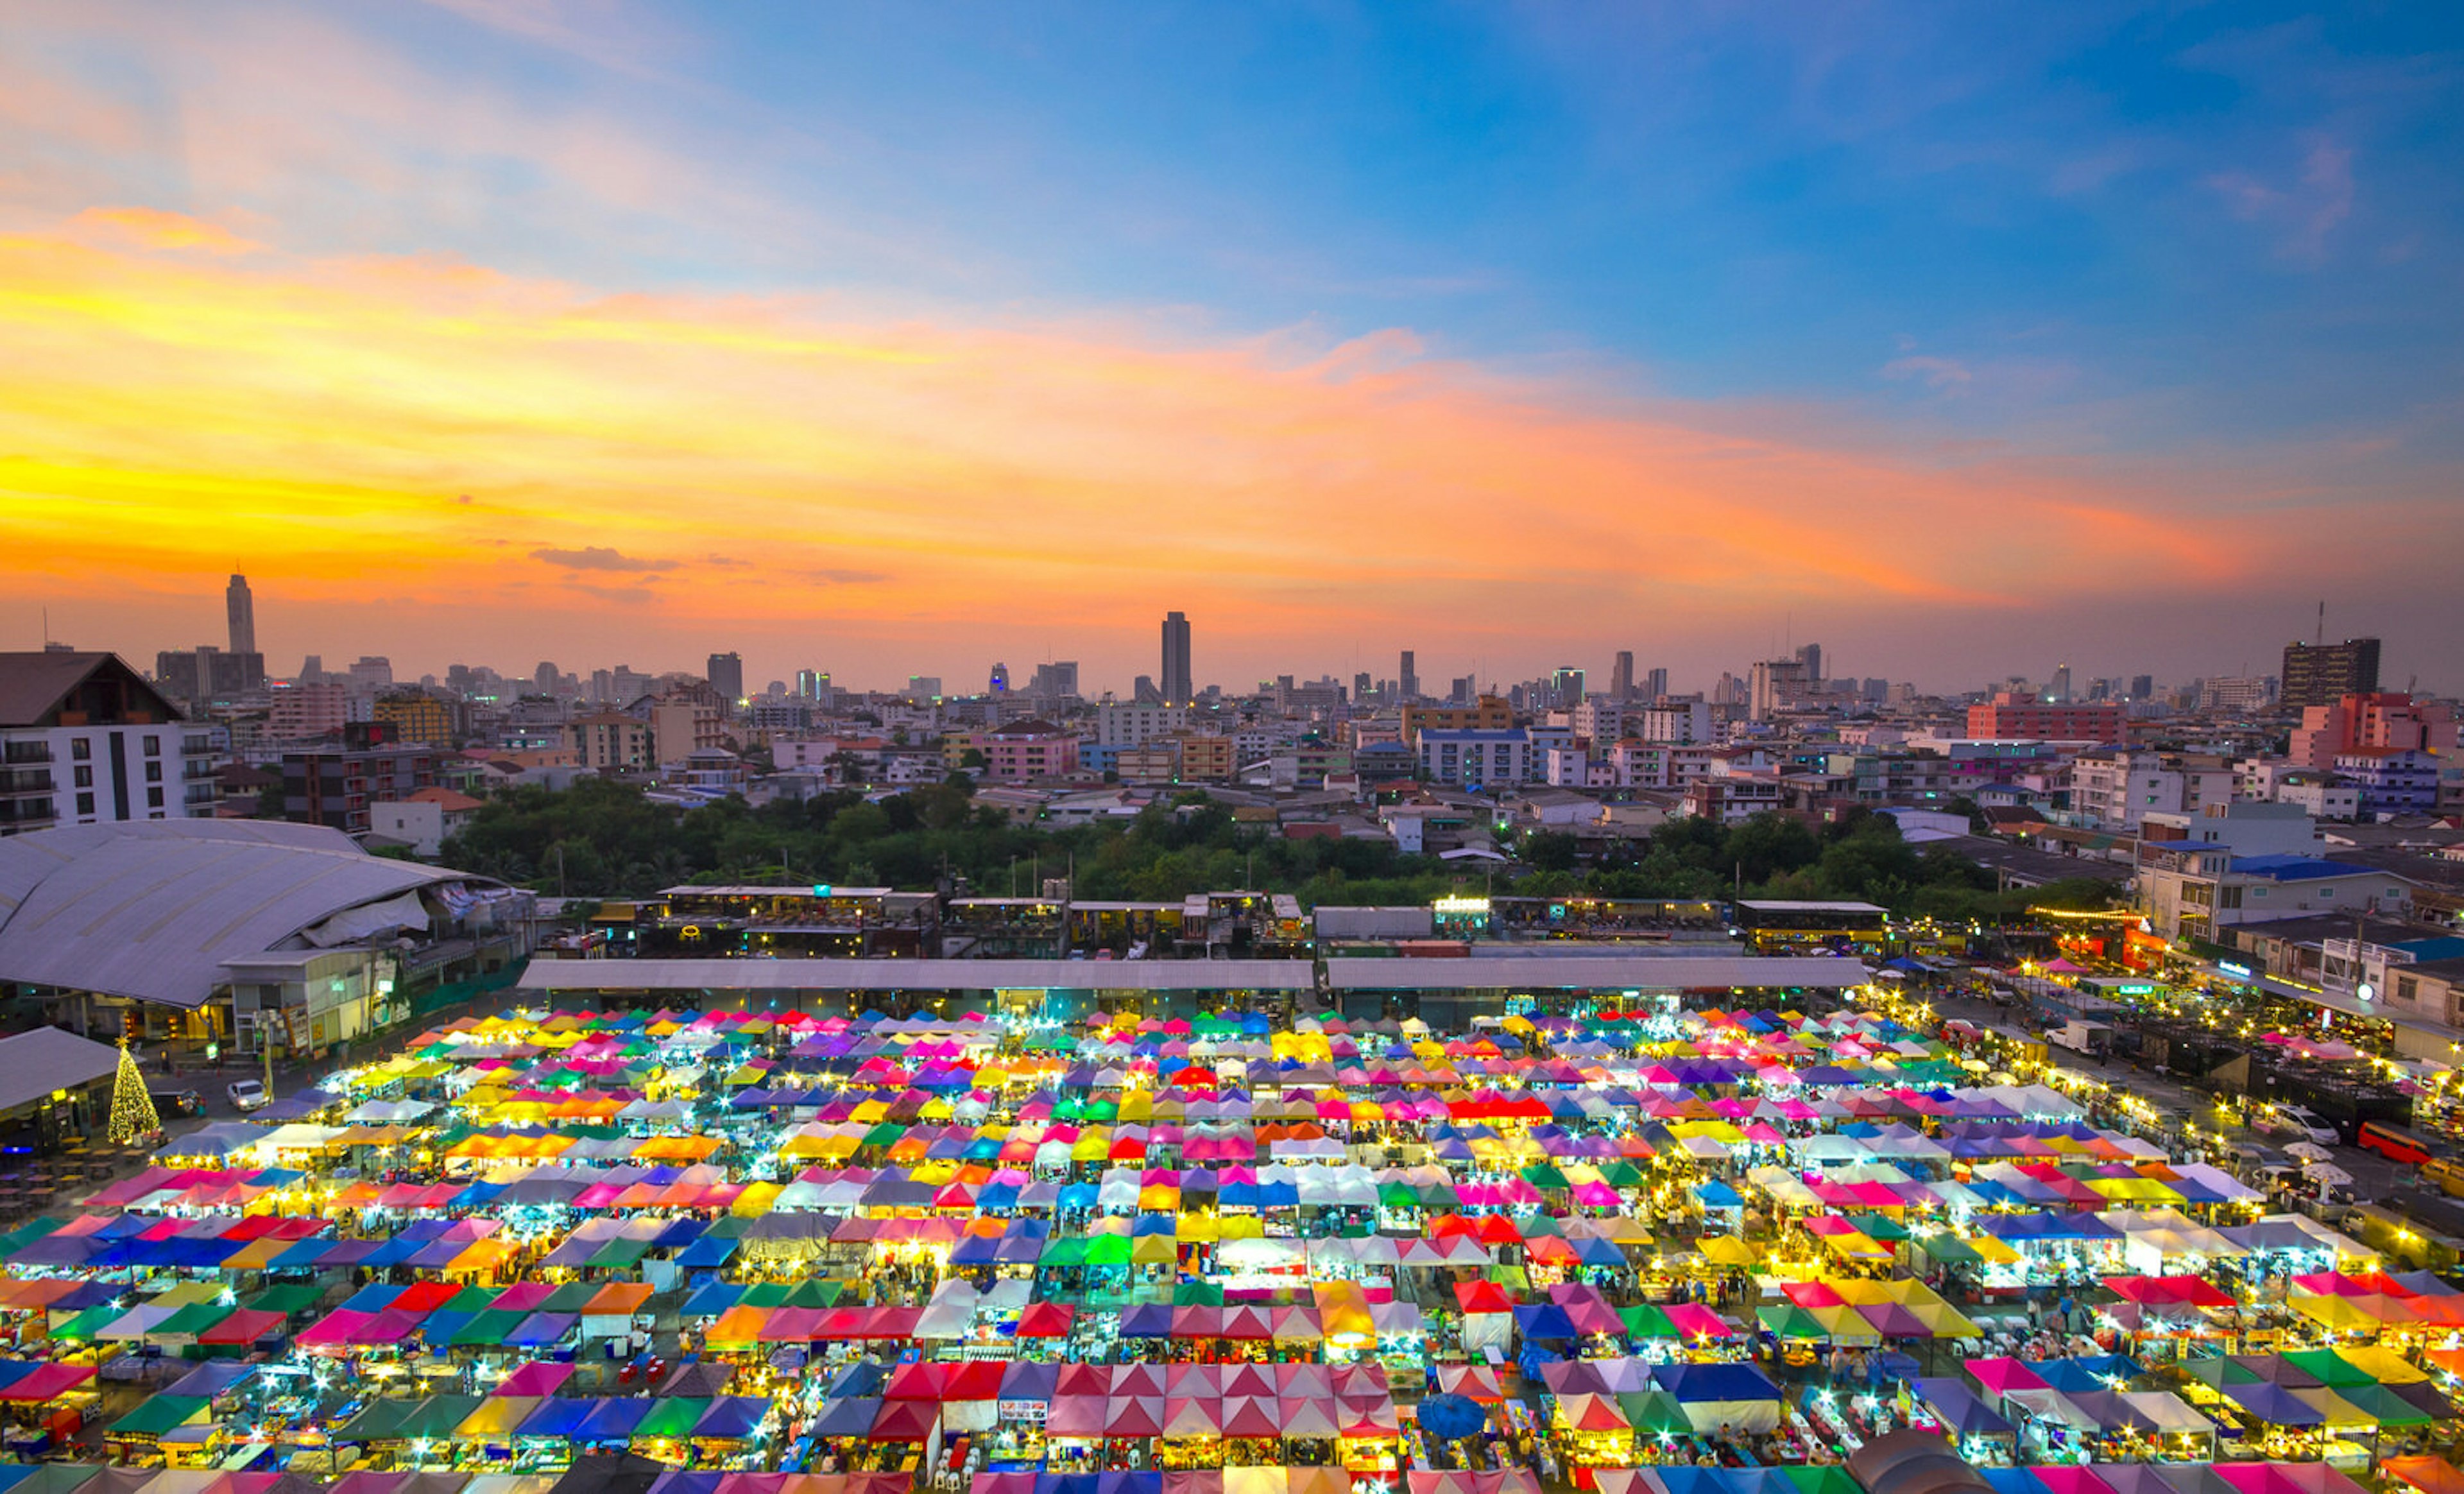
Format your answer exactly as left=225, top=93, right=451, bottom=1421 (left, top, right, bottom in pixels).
left=2, top=1, right=2459, bottom=691
left=356, top=1, right=2464, bottom=444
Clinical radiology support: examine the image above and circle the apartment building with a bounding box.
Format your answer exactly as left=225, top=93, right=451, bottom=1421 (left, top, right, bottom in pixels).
left=1416, top=728, right=1530, bottom=787
left=0, top=653, right=218, bottom=834
left=2069, top=748, right=2236, bottom=832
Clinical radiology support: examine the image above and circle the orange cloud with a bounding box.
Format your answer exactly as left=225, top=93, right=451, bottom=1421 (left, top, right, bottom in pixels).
left=0, top=215, right=2429, bottom=684
left=71, top=206, right=262, bottom=255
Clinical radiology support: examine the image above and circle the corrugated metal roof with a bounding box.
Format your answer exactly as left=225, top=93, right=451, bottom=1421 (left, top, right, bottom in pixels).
left=0, top=1027, right=121, bottom=1114
left=520, top=958, right=1319, bottom=993
left=0, top=821, right=467, bottom=1009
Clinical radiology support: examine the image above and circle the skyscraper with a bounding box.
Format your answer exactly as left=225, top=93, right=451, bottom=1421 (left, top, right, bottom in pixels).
left=989, top=662, right=1010, bottom=694
left=1611, top=651, right=1634, bottom=701
left=1793, top=642, right=1823, bottom=683
left=225, top=573, right=255, bottom=655
left=1399, top=650, right=1417, bottom=702
left=706, top=651, right=744, bottom=705
left=1551, top=666, right=1585, bottom=707
left=1161, top=612, right=1192, bottom=705
left=2281, top=638, right=2381, bottom=708
left=1643, top=667, right=1669, bottom=703
left=2045, top=662, right=2073, bottom=704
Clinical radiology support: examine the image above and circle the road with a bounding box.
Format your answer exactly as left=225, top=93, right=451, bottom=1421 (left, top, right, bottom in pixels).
left=1921, top=988, right=2411, bottom=1206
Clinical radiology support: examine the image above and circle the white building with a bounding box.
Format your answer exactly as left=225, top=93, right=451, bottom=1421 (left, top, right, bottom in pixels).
left=1097, top=703, right=1191, bottom=748
left=2069, top=748, right=2235, bottom=832
left=368, top=787, right=484, bottom=857
left=1639, top=701, right=1713, bottom=744
left=0, top=653, right=218, bottom=834
left=1417, top=729, right=1531, bottom=787
left=1570, top=700, right=1624, bottom=746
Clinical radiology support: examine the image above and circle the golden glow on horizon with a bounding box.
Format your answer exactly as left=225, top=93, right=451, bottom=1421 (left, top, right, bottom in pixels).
left=0, top=210, right=2275, bottom=663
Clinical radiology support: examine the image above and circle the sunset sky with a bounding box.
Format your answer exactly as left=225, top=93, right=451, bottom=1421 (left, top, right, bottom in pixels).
left=2, top=3, right=2459, bottom=695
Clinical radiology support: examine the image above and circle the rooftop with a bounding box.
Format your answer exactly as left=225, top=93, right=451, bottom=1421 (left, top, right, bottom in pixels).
left=0, top=821, right=479, bottom=1009
left=2228, top=855, right=2411, bottom=884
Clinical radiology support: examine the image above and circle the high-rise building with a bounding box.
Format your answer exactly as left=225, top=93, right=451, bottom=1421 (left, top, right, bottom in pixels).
left=1160, top=612, right=1192, bottom=705
left=1399, top=651, right=1418, bottom=702
left=1793, top=642, right=1822, bottom=683
left=2129, top=674, right=2154, bottom=701
left=989, top=662, right=1010, bottom=695
left=2281, top=638, right=2381, bottom=709
left=1748, top=659, right=1811, bottom=721
left=225, top=574, right=256, bottom=657
left=1610, top=651, right=1634, bottom=701
left=795, top=669, right=829, bottom=701
left=1028, top=662, right=1079, bottom=700
left=346, top=657, right=394, bottom=694
left=2046, top=662, right=2073, bottom=704
left=705, top=651, right=745, bottom=705
left=1551, top=666, right=1585, bottom=708
left=1643, top=667, right=1669, bottom=703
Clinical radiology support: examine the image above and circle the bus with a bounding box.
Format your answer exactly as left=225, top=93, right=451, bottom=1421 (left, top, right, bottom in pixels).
left=2357, top=1119, right=2441, bottom=1165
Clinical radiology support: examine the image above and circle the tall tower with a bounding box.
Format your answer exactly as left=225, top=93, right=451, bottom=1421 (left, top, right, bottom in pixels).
left=1611, top=651, right=1635, bottom=701
left=1161, top=612, right=1192, bottom=705
left=705, top=651, right=744, bottom=705
left=225, top=573, right=256, bottom=655
left=1399, top=650, right=1418, bottom=703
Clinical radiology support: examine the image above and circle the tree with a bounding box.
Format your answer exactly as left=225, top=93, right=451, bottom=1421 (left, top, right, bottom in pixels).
left=1521, top=831, right=1580, bottom=872
left=108, top=1038, right=159, bottom=1144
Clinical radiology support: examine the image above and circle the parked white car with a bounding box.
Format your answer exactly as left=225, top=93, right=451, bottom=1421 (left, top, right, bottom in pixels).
left=227, top=1079, right=270, bottom=1112
left=2259, top=1103, right=2339, bottom=1146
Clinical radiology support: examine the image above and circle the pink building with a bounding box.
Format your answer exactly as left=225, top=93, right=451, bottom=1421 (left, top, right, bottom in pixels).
left=979, top=720, right=1080, bottom=781
left=2290, top=692, right=2456, bottom=770
left=266, top=681, right=348, bottom=739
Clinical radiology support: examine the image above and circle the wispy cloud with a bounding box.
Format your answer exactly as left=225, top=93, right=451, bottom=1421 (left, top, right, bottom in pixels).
left=2206, top=139, right=2355, bottom=264
left=71, top=206, right=261, bottom=255
left=1880, top=355, right=1972, bottom=391
left=532, top=546, right=676, bottom=572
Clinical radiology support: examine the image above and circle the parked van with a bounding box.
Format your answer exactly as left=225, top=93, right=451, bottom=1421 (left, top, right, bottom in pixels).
left=2359, top=1120, right=2440, bottom=1165
left=2420, top=1156, right=2464, bottom=1199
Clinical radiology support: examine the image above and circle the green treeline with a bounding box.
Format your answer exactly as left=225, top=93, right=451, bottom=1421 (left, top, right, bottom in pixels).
left=440, top=777, right=2114, bottom=920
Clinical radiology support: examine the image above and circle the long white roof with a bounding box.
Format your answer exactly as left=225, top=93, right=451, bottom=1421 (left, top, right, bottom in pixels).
left=520, top=958, right=1319, bottom=993
left=1324, top=956, right=1871, bottom=990
left=517, top=952, right=1870, bottom=993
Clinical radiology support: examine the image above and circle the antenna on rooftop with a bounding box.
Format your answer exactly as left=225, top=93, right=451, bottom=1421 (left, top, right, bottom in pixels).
left=2316, top=601, right=2325, bottom=648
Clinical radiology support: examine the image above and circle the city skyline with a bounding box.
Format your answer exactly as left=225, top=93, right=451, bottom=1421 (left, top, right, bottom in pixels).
left=31, top=570, right=2448, bottom=703
left=4, top=5, right=2463, bottom=691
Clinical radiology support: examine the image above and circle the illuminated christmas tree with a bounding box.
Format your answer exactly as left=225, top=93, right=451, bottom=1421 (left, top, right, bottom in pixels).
left=107, top=1037, right=158, bottom=1145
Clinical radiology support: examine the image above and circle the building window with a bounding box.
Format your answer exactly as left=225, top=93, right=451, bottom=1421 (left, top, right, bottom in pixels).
left=143, top=735, right=160, bottom=756
left=71, top=738, right=90, bottom=761
left=75, top=792, right=94, bottom=816
left=73, top=764, right=92, bottom=788
left=146, top=787, right=164, bottom=809
left=144, top=762, right=162, bottom=783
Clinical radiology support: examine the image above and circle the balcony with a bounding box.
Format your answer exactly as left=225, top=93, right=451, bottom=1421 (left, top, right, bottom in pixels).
left=0, top=802, right=57, bottom=829
left=0, top=769, right=54, bottom=798
left=3, top=741, right=51, bottom=765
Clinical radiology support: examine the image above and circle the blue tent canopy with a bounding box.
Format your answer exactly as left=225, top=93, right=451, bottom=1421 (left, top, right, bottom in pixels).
left=1652, top=1362, right=1780, bottom=1403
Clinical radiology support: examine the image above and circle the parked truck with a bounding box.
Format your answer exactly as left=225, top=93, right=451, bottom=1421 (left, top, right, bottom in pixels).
left=2046, top=1019, right=2114, bottom=1058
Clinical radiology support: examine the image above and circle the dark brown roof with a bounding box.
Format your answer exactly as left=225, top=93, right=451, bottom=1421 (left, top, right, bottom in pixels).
left=0, top=652, right=184, bottom=728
